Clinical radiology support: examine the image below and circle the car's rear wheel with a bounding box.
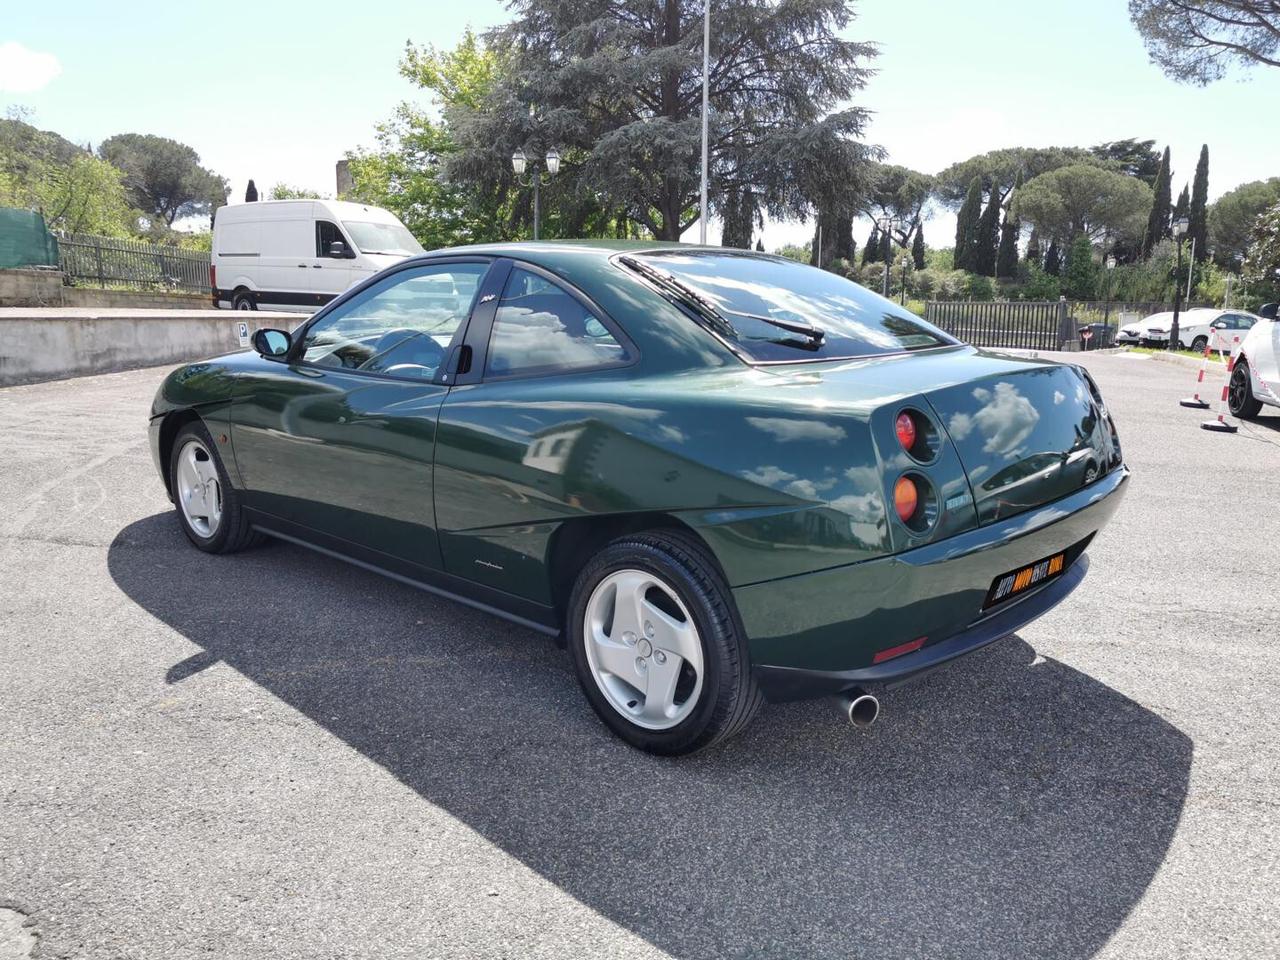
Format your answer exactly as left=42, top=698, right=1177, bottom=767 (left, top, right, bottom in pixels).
left=566, top=530, right=762, bottom=755
left=1190, top=335, right=1208, bottom=353
left=169, top=421, right=262, bottom=553
left=1228, top=359, right=1263, bottom=420
left=232, top=290, right=256, bottom=311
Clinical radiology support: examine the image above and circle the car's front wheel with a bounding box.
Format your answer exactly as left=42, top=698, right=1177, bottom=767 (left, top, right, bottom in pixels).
left=1228, top=359, right=1263, bottom=420
left=566, top=531, right=762, bottom=755
left=1190, top=335, right=1208, bottom=353
left=169, top=421, right=262, bottom=553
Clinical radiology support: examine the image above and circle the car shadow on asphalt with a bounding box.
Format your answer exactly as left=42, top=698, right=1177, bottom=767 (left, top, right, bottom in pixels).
left=109, top=513, right=1192, bottom=960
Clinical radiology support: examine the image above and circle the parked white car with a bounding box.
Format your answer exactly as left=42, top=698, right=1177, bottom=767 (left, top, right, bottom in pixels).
left=211, top=199, right=423, bottom=312
left=1116, top=307, right=1259, bottom=352
left=1229, top=303, right=1280, bottom=419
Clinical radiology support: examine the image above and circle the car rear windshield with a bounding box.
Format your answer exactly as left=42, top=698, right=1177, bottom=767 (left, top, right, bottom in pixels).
left=628, top=250, right=957, bottom=362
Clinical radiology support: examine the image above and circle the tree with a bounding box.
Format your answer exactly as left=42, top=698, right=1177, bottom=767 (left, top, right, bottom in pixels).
left=720, top=185, right=756, bottom=248
left=861, top=225, right=879, bottom=265
left=1061, top=234, right=1098, bottom=298
left=1129, top=1, right=1280, bottom=85
left=448, top=0, right=880, bottom=241
left=755, top=238, right=764, bottom=252
left=1173, top=183, right=1190, bottom=224
left=1142, top=145, right=1172, bottom=258
left=995, top=169, right=1022, bottom=278
left=1242, top=199, right=1280, bottom=303
left=1188, top=144, right=1210, bottom=262
left=1025, top=227, right=1042, bottom=266
left=933, top=146, right=1100, bottom=207
left=1090, top=138, right=1162, bottom=185
left=245, top=179, right=259, bottom=202
left=954, top=176, right=983, bottom=270
left=911, top=222, right=926, bottom=270
left=98, top=133, right=228, bottom=225
left=1012, top=164, right=1153, bottom=244
left=1209, top=177, right=1280, bottom=266
left=269, top=183, right=325, bottom=200
left=973, top=186, right=1001, bottom=276
left=857, top=163, right=932, bottom=246
left=1045, top=239, right=1061, bottom=275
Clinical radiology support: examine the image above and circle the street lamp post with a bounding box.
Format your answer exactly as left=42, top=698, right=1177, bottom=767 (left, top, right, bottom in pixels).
left=1170, top=215, right=1190, bottom=351
left=900, top=256, right=909, bottom=305
left=876, top=215, right=901, bottom=297
left=1104, top=254, right=1117, bottom=330
left=511, top=147, right=561, bottom=241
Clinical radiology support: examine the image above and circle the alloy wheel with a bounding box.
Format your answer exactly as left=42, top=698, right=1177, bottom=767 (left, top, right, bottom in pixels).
left=176, top=438, right=223, bottom=537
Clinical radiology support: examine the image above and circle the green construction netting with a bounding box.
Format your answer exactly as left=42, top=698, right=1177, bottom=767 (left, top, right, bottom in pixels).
left=0, top=207, right=59, bottom=269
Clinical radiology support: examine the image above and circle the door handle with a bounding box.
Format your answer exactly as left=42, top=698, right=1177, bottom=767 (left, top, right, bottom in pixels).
left=297, top=264, right=307, bottom=268
left=312, top=265, right=322, bottom=269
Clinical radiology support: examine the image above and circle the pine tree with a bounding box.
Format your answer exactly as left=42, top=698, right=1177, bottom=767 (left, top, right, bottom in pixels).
left=954, top=176, right=983, bottom=271
left=862, top=226, right=879, bottom=265
left=1141, top=146, right=1171, bottom=258
left=245, top=179, right=258, bottom=202
left=911, top=222, right=926, bottom=270
left=1045, top=239, right=1061, bottom=275
left=1025, top=228, right=1042, bottom=265
left=995, top=170, right=1022, bottom=278
left=1189, top=144, right=1209, bottom=262
left=973, top=187, right=1001, bottom=276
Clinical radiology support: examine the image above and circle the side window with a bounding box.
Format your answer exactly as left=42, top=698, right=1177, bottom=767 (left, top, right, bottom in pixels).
left=1232, top=314, right=1256, bottom=330
left=316, top=220, right=349, bottom=258
left=300, top=263, right=487, bottom=379
left=485, top=268, right=630, bottom=378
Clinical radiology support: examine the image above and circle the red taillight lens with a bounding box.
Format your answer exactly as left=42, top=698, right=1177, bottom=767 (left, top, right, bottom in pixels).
left=895, top=411, right=917, bottom=451
left=893, top=476, right=918, bottom=522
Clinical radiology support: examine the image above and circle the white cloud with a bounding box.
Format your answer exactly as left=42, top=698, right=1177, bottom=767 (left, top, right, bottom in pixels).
left=0, top=42, right=62, bottom=93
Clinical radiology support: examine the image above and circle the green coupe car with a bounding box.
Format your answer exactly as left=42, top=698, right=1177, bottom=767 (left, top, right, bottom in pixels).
left=150, top=242, right=1128, bottom=754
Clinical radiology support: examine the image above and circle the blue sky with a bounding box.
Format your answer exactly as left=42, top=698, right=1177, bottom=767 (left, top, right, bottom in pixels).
left=4, top=0, right=1279, bottom=249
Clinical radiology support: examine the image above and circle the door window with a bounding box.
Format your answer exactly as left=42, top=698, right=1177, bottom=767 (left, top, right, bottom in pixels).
left=317, top=220, right=350, bottom=258
left=486, top=268, right=630, bottom=377
left=299, top=263, right=488, bottom=379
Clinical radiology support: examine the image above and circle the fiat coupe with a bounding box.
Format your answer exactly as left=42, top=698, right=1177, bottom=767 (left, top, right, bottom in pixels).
left=150, top=242, right=1128, bottom=754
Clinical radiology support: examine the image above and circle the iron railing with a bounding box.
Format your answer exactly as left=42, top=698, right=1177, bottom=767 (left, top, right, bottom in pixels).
left=56, top=233, right=211, bottom=293
left=926, top=300, right=1073, bottom=351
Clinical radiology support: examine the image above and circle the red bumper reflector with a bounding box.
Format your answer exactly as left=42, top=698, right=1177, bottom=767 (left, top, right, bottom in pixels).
left=872, top=636, right=927, bottom=664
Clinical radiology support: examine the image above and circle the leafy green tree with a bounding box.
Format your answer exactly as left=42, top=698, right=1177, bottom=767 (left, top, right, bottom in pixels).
left=1129, top=1, right=1280, bottom=85
left=1188, top=143, right=1210, bottom=262
left=1242, top=200, right=1280, bottom=304
left=1012, top=164, right=1153, bottom=244
left=1208, top=177, right=1280, bottom=266
left=449, top=0, right=879, bottom=241
left=1090, top=138, right=1162, bottom=185
left=1141, top=145, right=1172, bottom=258
left=269, top=183, right=325, bottom=200
left=720, top=185, right=756, bottom=248
left=1025, top=227, right=1042, bottom=265
left=775, top=243, right=811, bottom=263
left=1020, top=260, right=1060, bottom=299
left=861, top=225, right=880, bottom=265
left=973, top=186, right=1001, bottom=276
left=1061, top=234, right=1098, bottom=298
left=98, top=133, right=228, bottom=225
left=1172, top=183, right=1190, bottom=225
left=857, top=163, right=932, bottom=247
left=954, top=176, right=983, bottom=270
left=1045, top=239, right=1061, bottom=275
left=911, top=222, right=926, bottom=270
left=934, top=146, right=1099, bottom=207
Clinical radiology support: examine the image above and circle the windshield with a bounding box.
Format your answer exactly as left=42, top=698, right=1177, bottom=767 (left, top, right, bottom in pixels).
left=341, top=220, right=425, bottom=257
left=628, top=251, right=957, bottom=362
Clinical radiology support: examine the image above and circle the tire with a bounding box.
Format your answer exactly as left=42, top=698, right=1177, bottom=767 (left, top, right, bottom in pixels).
left=1190, top=335, right=1208, bottom=354
left=232, top=290, right=256, bottom=311
left=566, top=530, right=763, bottom=755
left=1228, top=359, right=1263, bottom=420
left=168, top=421, right=262, bottom=553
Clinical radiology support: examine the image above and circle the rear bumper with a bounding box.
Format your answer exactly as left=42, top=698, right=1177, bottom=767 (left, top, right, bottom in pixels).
left=740, top=465, right=1129, bottom=702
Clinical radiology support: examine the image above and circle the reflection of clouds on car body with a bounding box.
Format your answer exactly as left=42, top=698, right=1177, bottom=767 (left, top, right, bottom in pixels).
left=949, top=382, right=1041, bottom=457
left=746, top=417, right=847, bottom=444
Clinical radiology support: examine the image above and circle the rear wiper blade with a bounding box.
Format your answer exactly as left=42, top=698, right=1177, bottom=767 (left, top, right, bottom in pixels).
left=722, top=308, right=825, bottom=344
left=618, top=256, right=737, bottom=339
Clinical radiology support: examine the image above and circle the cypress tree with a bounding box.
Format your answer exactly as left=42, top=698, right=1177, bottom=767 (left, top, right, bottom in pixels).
left=1045, top=239, right=1061, bottom=276
left=879, top=228, right=892, bottom=264
left=954, top=176, right=983, bottom=270
left=1025, top=228, right=1042, bottom=265
left=911, top=222, right=926, bottom=270
left=862, top=226, right=879, bottom=265
left=755, top=239, right=764, bottom=252
left=995, top=170, right=1022, bottom=278
left=245, top=179, right=259, bottom=202
left=1172, top=184, right=1190, bottom=226
left=1141, top=146, right=1171, bottom=258
left=973, top=187, right=1001, bottom=276
left=1189, top=144, right=1209, bottom=262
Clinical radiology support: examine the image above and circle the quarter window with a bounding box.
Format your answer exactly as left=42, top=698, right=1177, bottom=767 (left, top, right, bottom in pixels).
left=300, top=263, right=487, bottom=380
left=485, top=268, right=630, bottom=377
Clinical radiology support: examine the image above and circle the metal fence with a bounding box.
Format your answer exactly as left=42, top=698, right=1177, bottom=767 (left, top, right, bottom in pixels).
left=56, top=233, right=211, bottom=293
left=926, top=300, right=1073, bottom=351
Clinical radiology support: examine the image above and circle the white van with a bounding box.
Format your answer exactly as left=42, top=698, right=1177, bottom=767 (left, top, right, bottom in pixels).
left=210, top=199, right=424, bottom=312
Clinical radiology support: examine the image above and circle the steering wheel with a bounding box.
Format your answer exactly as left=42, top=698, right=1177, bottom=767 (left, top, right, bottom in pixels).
left=365, top=329, right=446, bottom=374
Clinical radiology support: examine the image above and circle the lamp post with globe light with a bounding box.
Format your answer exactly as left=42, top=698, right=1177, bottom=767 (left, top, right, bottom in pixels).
left=511, top=147, right=561, bottom=241
left=1170, top=215, right=1190, bottom=351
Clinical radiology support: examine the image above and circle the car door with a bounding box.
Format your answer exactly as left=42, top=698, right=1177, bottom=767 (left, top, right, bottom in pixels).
left=313, top=218, right=355, bottom=302
left=257, top=215, right=316, bottom=309
left=433, top=260, right=638, bottom=603
left=228, top=258, right=496, bottom=571
left=1254, top=316, right=1280, bottom=400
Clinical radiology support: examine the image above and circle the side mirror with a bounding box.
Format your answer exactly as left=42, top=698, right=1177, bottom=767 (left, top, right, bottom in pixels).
left=253, top=328, right=291, bottom=358
left=328, top=240, right=348, bottom=258
left=1261, top=303, right=1278, bottom=320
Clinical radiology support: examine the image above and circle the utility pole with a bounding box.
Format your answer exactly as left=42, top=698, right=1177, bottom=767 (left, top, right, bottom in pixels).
left=698, top=0, right=710, bottom=245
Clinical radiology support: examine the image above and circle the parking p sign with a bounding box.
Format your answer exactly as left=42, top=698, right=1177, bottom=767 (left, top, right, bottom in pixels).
left=237, top=321, right=250, bottom=347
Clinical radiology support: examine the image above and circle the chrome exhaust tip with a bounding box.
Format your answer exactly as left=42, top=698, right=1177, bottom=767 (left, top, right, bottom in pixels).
left=839, top=689, right=880, bottom=728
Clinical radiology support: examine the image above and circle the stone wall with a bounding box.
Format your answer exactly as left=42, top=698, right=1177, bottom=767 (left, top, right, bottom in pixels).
left=0, top=268, right=211, bottom=310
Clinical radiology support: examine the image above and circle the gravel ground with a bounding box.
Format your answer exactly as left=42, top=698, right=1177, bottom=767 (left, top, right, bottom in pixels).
left=1, top=352, right=1277, bottom=959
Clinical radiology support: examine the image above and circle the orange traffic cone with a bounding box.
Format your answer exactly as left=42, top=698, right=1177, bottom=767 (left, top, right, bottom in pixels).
left=1178, top=329, right=1221, bottom=409
left=1201, top=336, right=1241, bottom=433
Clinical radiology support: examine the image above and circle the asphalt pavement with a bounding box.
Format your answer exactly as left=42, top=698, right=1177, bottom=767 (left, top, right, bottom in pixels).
left=1, top=351, right=1277, bottom=959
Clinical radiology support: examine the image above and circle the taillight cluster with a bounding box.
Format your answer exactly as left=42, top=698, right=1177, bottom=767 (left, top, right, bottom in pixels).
left=891, top=408, right=939, bottom=532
